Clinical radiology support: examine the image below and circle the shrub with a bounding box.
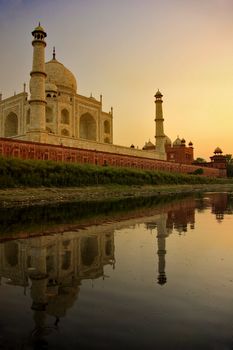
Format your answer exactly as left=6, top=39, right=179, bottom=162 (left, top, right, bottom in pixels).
left=0, top=156, right=227, bottom=188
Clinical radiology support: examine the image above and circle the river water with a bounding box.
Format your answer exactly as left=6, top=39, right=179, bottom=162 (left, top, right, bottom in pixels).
left=0, top=192, right=232, bottom=349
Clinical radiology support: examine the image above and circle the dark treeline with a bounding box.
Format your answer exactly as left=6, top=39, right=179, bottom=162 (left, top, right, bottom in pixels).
left=0, top=157, right=228, bottom=188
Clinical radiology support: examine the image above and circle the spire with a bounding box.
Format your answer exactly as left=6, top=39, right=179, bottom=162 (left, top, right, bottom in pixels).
left=154, top=89, right=163, bottom=99
left=53, top=46, right=56, bottom=60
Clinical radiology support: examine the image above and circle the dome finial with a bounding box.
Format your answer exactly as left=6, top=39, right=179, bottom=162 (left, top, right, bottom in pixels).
left=53, top=46, right=56, bottom=60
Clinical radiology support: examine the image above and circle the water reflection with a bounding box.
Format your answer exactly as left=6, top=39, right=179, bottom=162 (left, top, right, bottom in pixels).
left=196, top=192, right=233, bottom=218
left=145, top=193, right=233, bottom=285
left=0, top=228, right=115, bottom=346
left=146, top=197, right=196, bottom=285
left=0, top=192, right=232, bottom=348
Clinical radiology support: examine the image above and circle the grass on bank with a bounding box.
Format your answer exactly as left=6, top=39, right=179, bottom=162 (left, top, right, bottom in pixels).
left=0, top=156, right=230, bottom=188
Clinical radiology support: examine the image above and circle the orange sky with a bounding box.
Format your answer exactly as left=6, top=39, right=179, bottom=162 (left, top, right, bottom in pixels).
left=0, top=0, right=232, bottom=160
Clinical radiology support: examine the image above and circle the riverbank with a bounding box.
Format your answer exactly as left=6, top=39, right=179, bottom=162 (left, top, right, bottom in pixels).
left=0, top=183, right=233, bottom=208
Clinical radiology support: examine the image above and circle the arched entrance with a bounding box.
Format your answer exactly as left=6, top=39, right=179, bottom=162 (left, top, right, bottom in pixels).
left=5, top=112, right=18, bottom=137
left=61, top=109, right=69, bottom=124
left=4, top=242, right=18, bottom=266
left=46, top=106, right=53, bottom=123
left=104, top=120, right=110, bottom=133
left=79, top=113, right=96, bottom=141
left=81, top=236, right=98, bottom=266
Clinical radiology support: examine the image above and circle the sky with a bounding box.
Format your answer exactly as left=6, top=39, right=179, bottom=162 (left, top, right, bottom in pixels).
left=0, top=0, right=232, bottom=160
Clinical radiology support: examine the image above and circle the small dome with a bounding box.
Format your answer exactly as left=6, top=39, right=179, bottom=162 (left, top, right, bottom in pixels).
left=164, top=135, right=172, bottom=145
left=45, top=58, right=77, bottom=93
left=32, top=23, right=47, bottom=37
left=90, top=93, right=96, bottom=100
left=188, top=141, right=193, bottom=147
left=45, top=82, right=58, bottom=93
left=181, top=138, right=186, bottom=144
left=34, top=25, right=45, bottom=32
left=214, top=147, right=223, bottom=154
left=143, top=140, right=155, bottom=150
left=173, top=136, right=182, bottom=146
left=146, top=140, right=155, bottom=147
left=154, top=89, right=163, bottom=98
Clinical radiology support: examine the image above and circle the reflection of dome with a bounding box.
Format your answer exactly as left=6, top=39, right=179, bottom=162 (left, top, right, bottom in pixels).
left=214, top=147, right=223, bottom=154
left=45, top=58, right=77, bottom=93
left=47, top=285, right=79, bottom=318
left=45, top=82, right=58, bottom=93
left=173, top=136, right=182, bottom=146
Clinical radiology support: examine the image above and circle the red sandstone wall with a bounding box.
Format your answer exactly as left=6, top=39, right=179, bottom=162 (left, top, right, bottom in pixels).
left=0, top=137, right=223, bottom=177
left=166, top=145, right=194, bottom=165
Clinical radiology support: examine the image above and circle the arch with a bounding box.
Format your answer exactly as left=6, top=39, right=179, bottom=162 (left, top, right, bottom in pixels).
left=61, top=109, right=69, bottom=124
left=81, top=237, right=98, bottom=266
left=62, top=251, right=71, bottom=270
left=46, top=255, right=54, bottom=273
left=61, top=128, right=69, bottom=136
left=5, top=112, right=18, bottom=137
left=46, top=93, right=51, bottom=98
left=46, top=106, right=53, bottom=123
left=26, top=109, right=30, bottom=125
left=104, top=120, right=110, bottom=133
left=4, top=242, right=18, bottom=266
left=80, top=113, right=96, bottom=141
left=105, top=240, right=112, bottom=256
left=104, top=137, right=110, bottom=144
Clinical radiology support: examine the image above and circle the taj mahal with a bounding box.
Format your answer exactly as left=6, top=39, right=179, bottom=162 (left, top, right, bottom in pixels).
left=0, top=24, right=166, bottom=161
left=0, top=25, right=114, bottom=148
left=0, top=24, right=226, bottom=177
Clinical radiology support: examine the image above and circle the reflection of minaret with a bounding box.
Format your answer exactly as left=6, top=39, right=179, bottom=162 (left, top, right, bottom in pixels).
left=28, top=241, right=48, bottom=336
left=154, top=90, right=165, bottom=154
left=156, top=214, right=168, bottom=285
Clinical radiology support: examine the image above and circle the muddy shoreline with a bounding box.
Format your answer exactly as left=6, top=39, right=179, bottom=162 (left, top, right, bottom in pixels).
left=0, top=183, right=232, bottom=208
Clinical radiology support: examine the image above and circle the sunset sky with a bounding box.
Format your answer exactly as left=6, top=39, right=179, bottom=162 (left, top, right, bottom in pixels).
left=0, top=0, right=232, bottom=160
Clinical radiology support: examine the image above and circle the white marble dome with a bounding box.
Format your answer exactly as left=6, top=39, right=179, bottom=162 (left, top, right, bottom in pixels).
left=45, top=82, right=58, bottom=93
left=45, top=58, right=77, bottom=93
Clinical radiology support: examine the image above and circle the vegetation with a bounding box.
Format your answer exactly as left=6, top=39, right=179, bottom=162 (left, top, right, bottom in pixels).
left=193, top=157, right=207, bottom=164
left=226, top=154, right=233, bottom=177
left=0, top=156, right=229, bottom=189
left=192, top=168, right=204, bottom=175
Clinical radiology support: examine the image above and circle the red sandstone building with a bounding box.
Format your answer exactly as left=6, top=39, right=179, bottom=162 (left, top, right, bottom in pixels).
left=165, top=137, right=194, bottom=165
left=143, top=137, right=194, bottom=165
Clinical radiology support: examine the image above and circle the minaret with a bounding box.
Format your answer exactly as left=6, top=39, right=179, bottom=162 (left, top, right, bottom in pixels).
left=154, top=90, right=165, bottom=154
left=29, top=23, right=47, bottom=138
